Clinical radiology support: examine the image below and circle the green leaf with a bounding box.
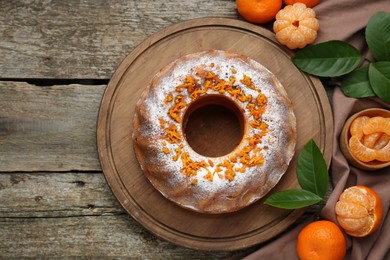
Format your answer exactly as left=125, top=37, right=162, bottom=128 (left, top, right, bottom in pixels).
left=264, top=189, right=322, bottom=209
left=297, top=139, right=328, bottom=198
left=366, top=12, right=390, bottom=61
left=369, top=61, right=390, bottom=103
left=341, top=66, right=376, bottom=98
left=292, top=40, right=363, bottom=77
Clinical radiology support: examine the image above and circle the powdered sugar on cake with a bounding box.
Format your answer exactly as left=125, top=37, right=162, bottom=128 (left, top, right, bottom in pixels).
left=133, top=50, right=296, bottom=213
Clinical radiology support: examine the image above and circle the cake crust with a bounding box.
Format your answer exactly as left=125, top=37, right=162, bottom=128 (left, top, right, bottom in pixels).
left=133, top=50, right=296, bottom=214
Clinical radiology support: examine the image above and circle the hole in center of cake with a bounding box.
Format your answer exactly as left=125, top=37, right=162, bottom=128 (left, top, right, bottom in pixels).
left=183, top=95, right=245, bottom=157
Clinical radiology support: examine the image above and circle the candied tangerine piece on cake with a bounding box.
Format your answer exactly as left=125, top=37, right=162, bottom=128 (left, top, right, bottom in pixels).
left=349, top=135, right=376, bottom=162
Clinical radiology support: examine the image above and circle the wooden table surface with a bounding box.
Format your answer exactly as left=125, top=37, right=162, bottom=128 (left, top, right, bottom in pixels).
left=0, top=1, right=329, bottom=258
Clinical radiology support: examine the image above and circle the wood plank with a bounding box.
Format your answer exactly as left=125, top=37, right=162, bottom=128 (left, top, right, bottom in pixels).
left=0, top=172, right=253, bottom=258
left=0, top=172, right=122, bottom=218
left=0, top=81, right=104, bottom=172
left=0, top=171, right=319, bottom=217
left=0, top=0, right=238, bottom=79
left=0, top=216, right=251, bottom=258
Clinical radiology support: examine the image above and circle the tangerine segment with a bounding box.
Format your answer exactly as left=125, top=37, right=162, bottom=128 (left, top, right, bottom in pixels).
left=362, top=132, right=382, bottom=148
left=336, top=201, right=370, bottom=219
left=349, top=135, right=376, bottom=162
left=375, top=140, right=390, bottom=162
left=337, top=217, right=372, bottom=237
left=373, top=133, right=390, bottom=149
left=335, top=186, right=383, bottom=237
left=350, top=116, right=369, bottom=140
left=338, top=187, right=372, bottom=209
left=363, top=116, right=390, bottom=136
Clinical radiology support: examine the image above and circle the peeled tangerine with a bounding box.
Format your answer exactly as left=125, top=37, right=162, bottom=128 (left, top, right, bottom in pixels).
left=335, top=186, right=383, bottom=237
left=273, top=2, right=319, bottom=49
left=348, top=116, right=390, bottom=163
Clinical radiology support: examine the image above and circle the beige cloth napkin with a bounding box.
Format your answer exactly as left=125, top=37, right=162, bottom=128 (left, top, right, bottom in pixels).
left=244, top=0, right=390, bottom=259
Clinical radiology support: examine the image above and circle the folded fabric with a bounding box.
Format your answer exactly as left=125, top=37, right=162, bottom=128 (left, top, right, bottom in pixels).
left=244, top=0, right=390, bottom=259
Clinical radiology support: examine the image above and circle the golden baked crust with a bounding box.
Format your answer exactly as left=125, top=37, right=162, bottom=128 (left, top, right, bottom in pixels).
left=133, top=50, right=296, bottom=214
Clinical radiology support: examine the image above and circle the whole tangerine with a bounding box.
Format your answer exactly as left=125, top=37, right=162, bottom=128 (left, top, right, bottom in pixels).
left=297, top=220, right=346, bottom=260
left=236, top=0, right=283, bottom=24
left=273, top=2, right=319, bottom=49
left=335, top=185, right=383, bottom=237
left=284, top=0, right=320, bottom=8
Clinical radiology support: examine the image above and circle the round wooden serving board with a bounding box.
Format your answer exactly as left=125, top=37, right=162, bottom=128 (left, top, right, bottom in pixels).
left=97, top=18, right=333, bottom=251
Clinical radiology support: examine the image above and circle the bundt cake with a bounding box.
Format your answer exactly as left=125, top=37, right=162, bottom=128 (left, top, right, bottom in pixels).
left=132, top=50, right=296, bottom=214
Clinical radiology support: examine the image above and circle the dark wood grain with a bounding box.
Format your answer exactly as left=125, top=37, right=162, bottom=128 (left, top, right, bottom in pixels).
left=0, top=81, right=104, bottom=172
left=0, top=172, right=121, bottom=218
left=0, top=0, right=237, bottom=79
left=0, top=172, right=255, bottom=258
